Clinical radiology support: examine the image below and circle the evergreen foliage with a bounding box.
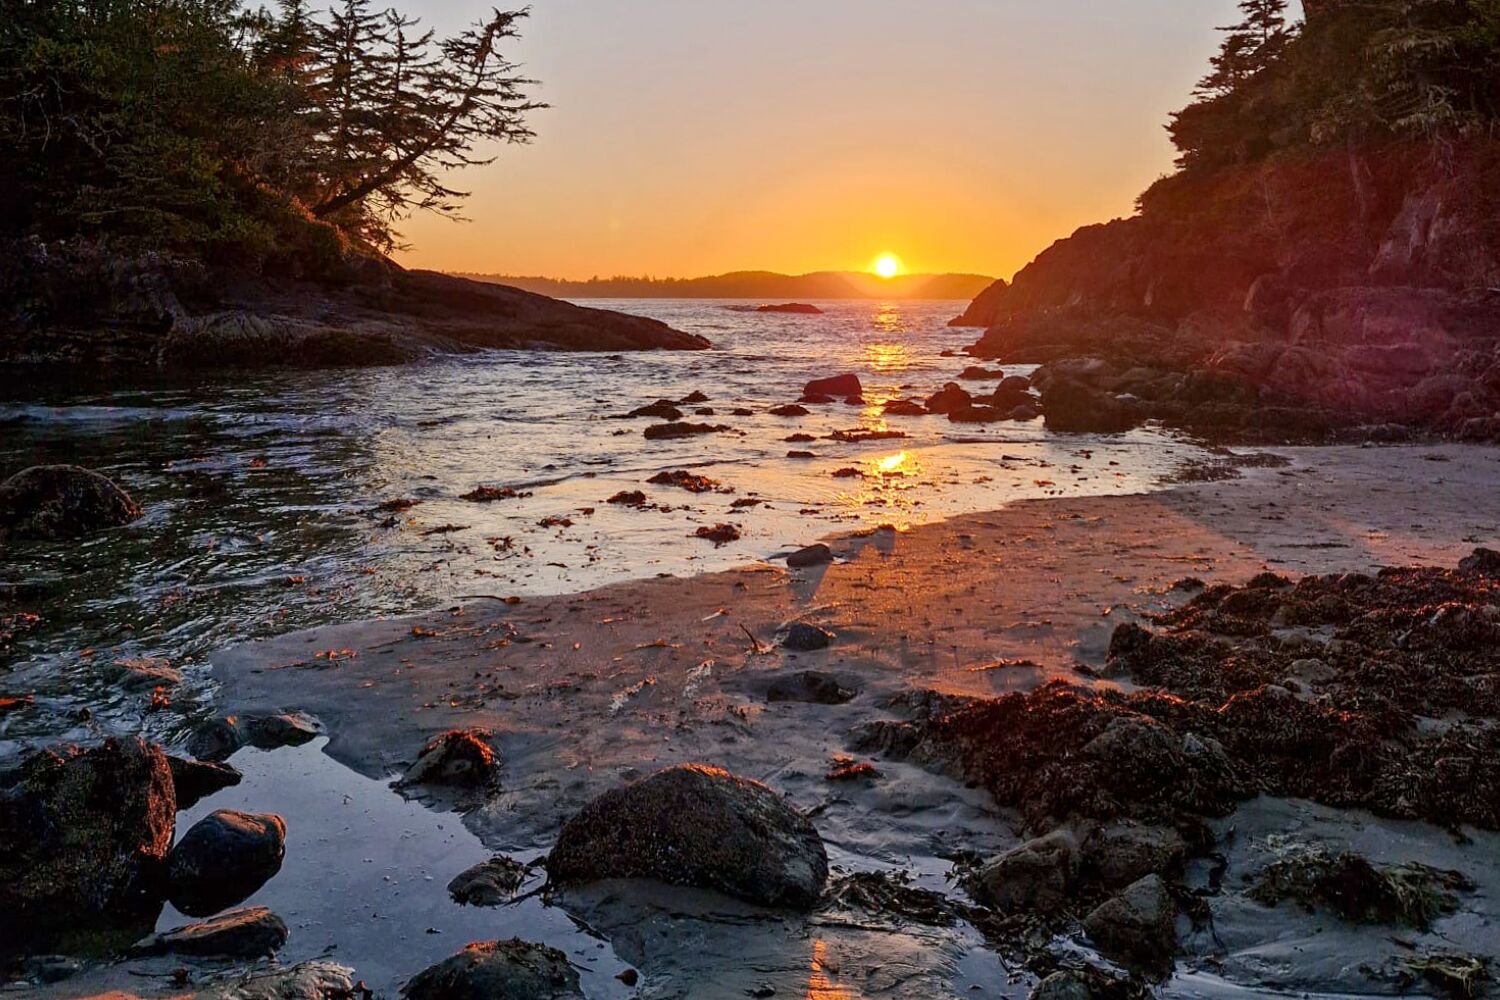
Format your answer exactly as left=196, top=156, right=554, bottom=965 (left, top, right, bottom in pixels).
left=0, top=0, right=542, bottom=264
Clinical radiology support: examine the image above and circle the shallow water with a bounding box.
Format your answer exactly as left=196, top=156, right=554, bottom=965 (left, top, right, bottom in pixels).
left=0, top=298, right=1210, bottom=755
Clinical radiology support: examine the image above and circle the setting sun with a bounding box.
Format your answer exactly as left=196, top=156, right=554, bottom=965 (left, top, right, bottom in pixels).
left=872, top=253, right=902, bottom=279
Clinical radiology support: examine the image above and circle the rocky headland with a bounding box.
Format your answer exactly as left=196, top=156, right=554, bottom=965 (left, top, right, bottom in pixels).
left=0, top=239, right=710, bottom=368
left=954, top=140, right=1500, bottom=441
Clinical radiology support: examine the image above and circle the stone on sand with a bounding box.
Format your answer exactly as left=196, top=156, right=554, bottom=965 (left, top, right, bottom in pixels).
left=786, top=543, right=833, bottom=568
left=131, top=906, right=288, bottom=958
left=404, top=939, right=583, bottom=1000
left=782, top=622, right=834, bottom=651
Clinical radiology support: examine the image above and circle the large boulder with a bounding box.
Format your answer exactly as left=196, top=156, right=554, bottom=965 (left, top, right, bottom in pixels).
left=546, top=764, right=828, bottom=909
left=403, top=939, right=583, bottom=1000
left=925, top=383, right=973, bottom=415
left=0, top=465, right=140, bottom=540
left=0, top=737, right=175, bottom=955
left=167, top=809, right=286, bottom=917
left=1042, top=378, right=1141, bottom=434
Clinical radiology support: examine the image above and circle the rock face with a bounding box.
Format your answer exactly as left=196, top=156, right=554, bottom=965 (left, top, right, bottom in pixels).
left=955, top=139, right=1500, bottom=441
left=0, top=737, right=175, bottom=955
left=131, top=906, right=288, bottom=958
left=403, top=939, right=583, bottom=1000
left=546, top=764, right=829, bottom=909
left=0, top=465, right=140, bottom=540
left=0, top=239, right=710, bottom=367
left=167, top=809, right=286, bottom=917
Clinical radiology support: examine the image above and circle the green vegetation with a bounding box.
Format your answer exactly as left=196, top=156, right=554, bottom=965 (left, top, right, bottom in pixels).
left=0, top=1, right=541, bottom=270
left=1165, top=0, right=1500, bottom=173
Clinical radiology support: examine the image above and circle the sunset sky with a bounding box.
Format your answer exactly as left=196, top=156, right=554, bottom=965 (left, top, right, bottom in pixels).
left=397, top=0, right=1244, bottom=282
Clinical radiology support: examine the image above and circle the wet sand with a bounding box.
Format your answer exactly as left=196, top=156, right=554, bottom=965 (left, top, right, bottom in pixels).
left=174, top=442, right=1500, bottom=999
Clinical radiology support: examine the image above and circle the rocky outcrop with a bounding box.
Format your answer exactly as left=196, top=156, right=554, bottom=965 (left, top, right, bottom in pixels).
left=955, top=140, right=1500, bottom=441
left=546, top=764, right=828, bottom=908
left=0, top=239, right=710, bottom=367
left=0, top=737, right=176, bottom=955
left=0, top=465, right=140, bottom=540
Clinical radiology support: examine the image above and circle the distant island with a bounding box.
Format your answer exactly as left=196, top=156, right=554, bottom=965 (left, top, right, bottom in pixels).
left=457, top=270, right=996, bottom=300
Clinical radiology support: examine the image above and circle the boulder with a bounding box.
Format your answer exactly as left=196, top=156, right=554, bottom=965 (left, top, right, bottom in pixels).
left=786, top=543, right=833, bottom=568
left=949, top=405, right=1007, bottom=423
left=882, top=399, right=928, bottom=417
left=1042, top=379, right=1141, bottom=434
left=0, top=465, right=140, bottom=540
left=403, top=939, right=583, bottom=1000
left=0, top=737, right=175, bottom=954
left=398, top=728, right=500, bottom=789
left=1082, top=821, right=1186, bottom=889
left=130, top=906, right=288, bottom=958
left=783, top=622, right=834, bottom=651
left=769, top=404, right=810, bottom=417
left=546, top=764, right=828, bottom=908
left=1031, top=971, right=1094, bottom=1000
left=963, top=829, right=1081, bottom=916
left=1082, top=874, right=1177, bottom=967
left=925, top=383, right=973, bottom=415
left=167, top=809, right=286, bottom=917
left=767, top=671, right=857, bottom=705
left=245, top=712, right=319, bottom=750
left=624, top=400, right=683, bottom=421
left=803, top=374, right=862, bottom=398
left=167, top=756, right=243, bottom=810
left=644, top=422, right=729, bottom=440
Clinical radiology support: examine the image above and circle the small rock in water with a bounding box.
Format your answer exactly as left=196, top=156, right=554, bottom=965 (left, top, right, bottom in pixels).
left=403, top=939, right=583, bottom=1000
left=799, top=392, right=835, bottom=404
left=399, top=728, right=501, bottom=789
left=644, top=421, right=728, bottom=440
left=189, top=716, right=246, bottom=761
left=131, top=906, right=289, bottom=958
left=769, top=404, right=810, bottom=417
left=546, top=763, right=829, bottom=908
left=882, top=399, right=927, bottom=417
left=782, top=622, right=834, bottom=651
left=786, top=543, right=833, bottom=568
left=110, top=656, right=183, bottom=689
left=803, top=374, right=862, bottom=398
left=767, top=671, right=856, bottom=705
left=167, top=755, right=244, bottom=810
left=680, top=390, right=710, bottom=404
left=647, top=469, right=722, bottom=493
left=168, top=809, right=287, bottom=917
left=606, top=490, right=648, bottom=507
left=448, top=856, right=531, bottom=907
left=1082, top=873, right=1177, bottom=968
left=694, top=523, right=741, bottom=546
left=624, top=399, right=684, bottom=420
left=245, top=712, right=319, bottom=750
left=925, top=383, right=972, bottom=414
left=0, top=464, right=141, bottom=540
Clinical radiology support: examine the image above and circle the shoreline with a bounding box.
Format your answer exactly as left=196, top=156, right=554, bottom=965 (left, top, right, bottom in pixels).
left=163, top=441, right=1500, bottom=998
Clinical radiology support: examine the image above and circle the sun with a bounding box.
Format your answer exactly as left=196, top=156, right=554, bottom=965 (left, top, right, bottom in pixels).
left=872, top=253, right=902, bottom=279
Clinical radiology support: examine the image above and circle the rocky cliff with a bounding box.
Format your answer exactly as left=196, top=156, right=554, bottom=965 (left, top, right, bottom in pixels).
left=0, top=240, right=709, bottom=367
left=954, top=140, right=1500, bottom=440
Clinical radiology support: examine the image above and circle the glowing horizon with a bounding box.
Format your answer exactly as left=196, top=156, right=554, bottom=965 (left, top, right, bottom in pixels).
left=393, top=1, right=1240, bottom=282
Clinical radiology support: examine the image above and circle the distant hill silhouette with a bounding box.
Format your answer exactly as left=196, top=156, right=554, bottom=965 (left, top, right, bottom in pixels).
left=457, top=270, right=995, bottom=300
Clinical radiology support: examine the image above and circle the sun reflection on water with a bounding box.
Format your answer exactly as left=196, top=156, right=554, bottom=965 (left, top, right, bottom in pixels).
left=864, top=342, right=913, bottom=374
left=804, top=939, right=857, bottom=999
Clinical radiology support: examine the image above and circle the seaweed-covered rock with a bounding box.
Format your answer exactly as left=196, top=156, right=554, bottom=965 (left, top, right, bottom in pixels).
left=1249, top=846, right=1472, bottom=929
left=964, top=829, right=1081, bottom=916
left=546, top=764, right=828, bottom=908
left=1082, top=874, right=1176, bottom=968
left=0, top=465, right=140, bottom=540
left=167, top=809, right=286, bottom=917
left=398, top=728, right=500, bottom=789
left=403, top=939, right=583, bottom=1000
left=167, top=756, right=243, bottom=810
left=448, top=856, right=530, bottom=907
left=130, top=906, right=288, bottom=958
left=0, top=737, right=175, bottom=955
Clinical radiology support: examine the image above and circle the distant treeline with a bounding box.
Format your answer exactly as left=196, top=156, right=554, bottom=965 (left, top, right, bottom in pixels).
left=458, top=270, right=996, bottom=300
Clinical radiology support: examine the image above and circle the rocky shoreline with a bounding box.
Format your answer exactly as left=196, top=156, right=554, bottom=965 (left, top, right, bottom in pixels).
left=6, top=443, right=1494, bottom=998
left=0, top=239, right=710, bottom=368
left=951, top=140, right=1500, bottom=443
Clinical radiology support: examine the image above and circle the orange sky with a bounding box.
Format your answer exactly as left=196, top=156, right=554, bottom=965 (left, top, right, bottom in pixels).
left=395, top=1, right=1241, bottom=282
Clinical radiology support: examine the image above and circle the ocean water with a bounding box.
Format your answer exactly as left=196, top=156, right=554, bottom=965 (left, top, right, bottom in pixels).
left=0, top=298, right=1210, bottom=753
